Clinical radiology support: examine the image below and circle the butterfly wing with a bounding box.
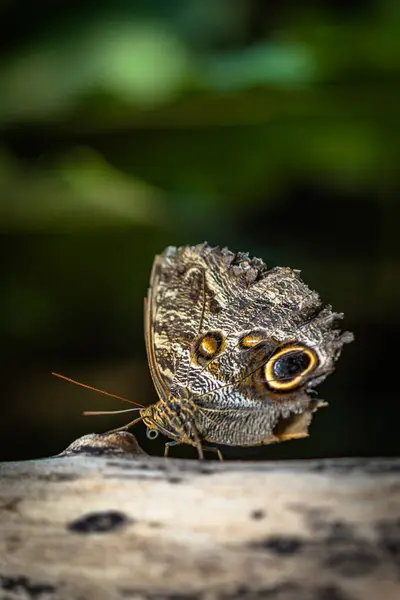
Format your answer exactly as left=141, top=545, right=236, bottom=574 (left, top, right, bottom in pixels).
left=145, top=244, right=353, bottom=446
left=144, top=255, right=171, bottom=402
left=145, top=245, right=213, bottom=402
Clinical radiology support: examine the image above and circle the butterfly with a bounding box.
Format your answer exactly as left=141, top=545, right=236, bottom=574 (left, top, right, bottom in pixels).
left=54, top=243, right=353, bottom=460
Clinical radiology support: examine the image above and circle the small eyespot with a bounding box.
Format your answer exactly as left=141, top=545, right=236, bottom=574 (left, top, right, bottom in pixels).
left=199, top=335, right=219, bottom=356
left=193, top=331, right=224, bottom=366
left=239, top=331, right=266, bottom=349
left=264, top=345, right=318, bottom=391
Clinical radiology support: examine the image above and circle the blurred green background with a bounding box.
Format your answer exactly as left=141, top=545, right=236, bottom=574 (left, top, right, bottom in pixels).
left=1, top=0, right=399, bottom=461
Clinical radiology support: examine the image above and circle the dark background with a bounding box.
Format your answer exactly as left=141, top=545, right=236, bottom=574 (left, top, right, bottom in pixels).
left=0, top=0, right=399, bottom=461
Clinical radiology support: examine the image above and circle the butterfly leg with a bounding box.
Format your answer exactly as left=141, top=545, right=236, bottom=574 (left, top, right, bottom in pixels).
left=191, top=427, right=205, bottom=460
left=164, top=440, right=180, bottom=457
left=164, top=440, right=207, bottom=460
left=215, top=448, right=224, bottom=462
left=202, top=443, right=224, bottom=461
left=195, top=443, right=204, bottom=460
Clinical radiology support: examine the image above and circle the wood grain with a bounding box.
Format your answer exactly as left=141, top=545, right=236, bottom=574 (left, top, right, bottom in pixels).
left=0, top=432, right=399, bottom=600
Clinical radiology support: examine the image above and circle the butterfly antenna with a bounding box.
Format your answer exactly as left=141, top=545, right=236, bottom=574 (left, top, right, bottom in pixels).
left=83, top=408, right=142, bottom=416
left=52, top=372, right=145, bottom=408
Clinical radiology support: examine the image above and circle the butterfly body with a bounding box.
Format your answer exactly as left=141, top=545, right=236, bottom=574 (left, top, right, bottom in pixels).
left=140, top=398, right=197, bottom=446
left=142, top=243, right=353, bottom=455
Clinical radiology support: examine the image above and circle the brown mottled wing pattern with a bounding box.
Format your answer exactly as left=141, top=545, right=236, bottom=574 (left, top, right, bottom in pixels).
left=145, top=243, right=353, bottom=446
left=146, top=245, right=210, bottom=399
left=144, top=256, right=171, bottom=403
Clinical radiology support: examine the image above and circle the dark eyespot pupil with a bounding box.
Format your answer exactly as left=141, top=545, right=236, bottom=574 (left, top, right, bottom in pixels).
left=273, top=351, right=311, bottom=381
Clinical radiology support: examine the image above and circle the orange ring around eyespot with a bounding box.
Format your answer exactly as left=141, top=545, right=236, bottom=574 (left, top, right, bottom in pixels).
left=264, top=345, right=318, bottom=391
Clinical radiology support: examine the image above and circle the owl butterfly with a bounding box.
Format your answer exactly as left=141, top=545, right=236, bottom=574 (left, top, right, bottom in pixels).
left=55, top=244, right=353, bottom=459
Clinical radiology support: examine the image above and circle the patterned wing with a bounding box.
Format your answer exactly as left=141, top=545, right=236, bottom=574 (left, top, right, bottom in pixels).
left=145, top=244, right=213, bottom=401
left=144, top=255, right=171, bottom=402
left=145, top=243, right=352, bottom=445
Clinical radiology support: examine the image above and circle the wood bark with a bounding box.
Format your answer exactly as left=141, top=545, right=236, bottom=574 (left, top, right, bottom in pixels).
left=0, top=432, right=399, bottom=600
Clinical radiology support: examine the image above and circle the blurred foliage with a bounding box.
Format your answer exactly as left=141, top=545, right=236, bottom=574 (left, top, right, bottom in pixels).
left=0, top=0, right=399, bottom=460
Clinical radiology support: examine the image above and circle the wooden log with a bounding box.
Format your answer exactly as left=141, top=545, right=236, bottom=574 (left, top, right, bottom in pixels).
left=0, top=432, right=399, bottom=600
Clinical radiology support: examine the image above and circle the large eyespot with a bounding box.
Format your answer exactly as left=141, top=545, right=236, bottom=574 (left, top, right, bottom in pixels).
left=264, top=345, right=318, bottom=391
left=193, top=331, right=225, bottom=366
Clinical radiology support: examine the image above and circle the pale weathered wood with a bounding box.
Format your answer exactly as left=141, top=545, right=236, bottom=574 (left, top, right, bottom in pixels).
left=0, top=432, right=399, bottom=600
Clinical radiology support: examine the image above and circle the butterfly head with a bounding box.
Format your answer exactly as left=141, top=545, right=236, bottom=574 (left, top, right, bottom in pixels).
left=140, top=395, right=196, bottom=445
